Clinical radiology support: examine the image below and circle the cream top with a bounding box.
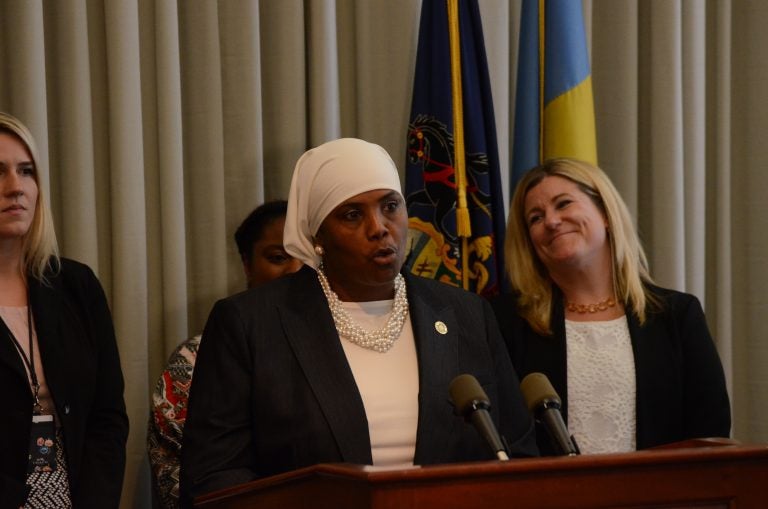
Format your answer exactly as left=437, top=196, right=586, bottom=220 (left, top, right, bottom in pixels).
left=338, top=300, right=418, bottom=467
left=566, top=315, right=636, bottom=454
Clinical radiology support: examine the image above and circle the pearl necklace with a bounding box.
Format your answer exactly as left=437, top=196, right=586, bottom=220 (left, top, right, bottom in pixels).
left=566, top=297, right=616, bottom=314
left=316, top=267, right=409, bottom=353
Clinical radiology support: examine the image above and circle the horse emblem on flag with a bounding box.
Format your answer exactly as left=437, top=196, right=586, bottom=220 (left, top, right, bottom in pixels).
left=405, top=114, right=494, bottom=294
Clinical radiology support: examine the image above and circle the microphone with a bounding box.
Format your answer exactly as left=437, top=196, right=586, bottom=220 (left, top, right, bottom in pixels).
left=520, top=372, right=580, bottom=456
left=449, top=374, right=509, bottom=461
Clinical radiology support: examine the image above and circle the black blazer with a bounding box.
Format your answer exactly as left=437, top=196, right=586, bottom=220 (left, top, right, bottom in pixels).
left=0, top=259, right=128, bottom=509
left=491, top=286, right=731, bottom=455
left=181, top=266, right=537, bottom=503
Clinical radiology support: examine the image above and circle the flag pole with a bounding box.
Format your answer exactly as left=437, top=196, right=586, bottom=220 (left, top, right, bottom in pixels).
left=538, top=0, right=546, bottom=164
left=447, top=0, right=471, bottom=290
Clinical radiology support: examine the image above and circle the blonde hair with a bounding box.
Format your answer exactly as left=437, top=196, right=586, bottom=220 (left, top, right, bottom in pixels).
left=0, top=112, right=59, bottom=280
left=505, top=158, right=656, bottom=335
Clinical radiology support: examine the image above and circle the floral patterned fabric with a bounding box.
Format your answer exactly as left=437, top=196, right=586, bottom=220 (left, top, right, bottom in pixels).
left=147, top=335, right=201, bottom=509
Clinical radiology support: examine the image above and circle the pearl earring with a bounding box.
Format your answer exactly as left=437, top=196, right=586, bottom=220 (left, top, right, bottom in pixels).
left=314, top=245, right=324, bottom=256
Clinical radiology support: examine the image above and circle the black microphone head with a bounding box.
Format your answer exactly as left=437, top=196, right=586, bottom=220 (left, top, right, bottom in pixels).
left=520, top=372, right=562, bottom=412
left=449, top=374, right=490, bottom=417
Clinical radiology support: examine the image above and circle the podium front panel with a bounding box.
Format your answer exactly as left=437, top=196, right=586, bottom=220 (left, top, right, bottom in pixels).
left=195, top=443, right=768, bottom=509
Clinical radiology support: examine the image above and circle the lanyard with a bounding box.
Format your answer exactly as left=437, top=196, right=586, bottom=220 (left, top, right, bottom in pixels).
left=7, top=299, right=42, bottom=415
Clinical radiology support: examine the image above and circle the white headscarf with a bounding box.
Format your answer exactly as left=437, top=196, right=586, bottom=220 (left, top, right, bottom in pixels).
left=284, top=138, right=403, bottom=269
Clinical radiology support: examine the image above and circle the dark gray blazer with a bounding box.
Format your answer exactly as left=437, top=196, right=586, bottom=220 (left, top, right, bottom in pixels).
left=491, top=285, right=731, bottom=456
left=181, top=266, right=537, bottom=503
left=0, top=259, right=128, bottom=509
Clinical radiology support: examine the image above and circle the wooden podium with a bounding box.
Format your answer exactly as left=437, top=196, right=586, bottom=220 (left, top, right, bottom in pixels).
left=195, top=441, right=768, bottom=509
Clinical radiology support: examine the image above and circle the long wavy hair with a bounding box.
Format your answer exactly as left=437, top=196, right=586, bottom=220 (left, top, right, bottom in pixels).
left=0, top=112, right=59, bottom=281
left=505, top=158, right=657, bottom=335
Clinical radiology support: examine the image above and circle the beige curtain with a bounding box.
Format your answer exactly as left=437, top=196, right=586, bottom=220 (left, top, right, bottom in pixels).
left=0, top=1, right=765, bottom=507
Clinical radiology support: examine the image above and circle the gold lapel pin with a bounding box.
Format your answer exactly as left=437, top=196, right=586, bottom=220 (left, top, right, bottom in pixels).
left=434, top=321, right=448, bottom=335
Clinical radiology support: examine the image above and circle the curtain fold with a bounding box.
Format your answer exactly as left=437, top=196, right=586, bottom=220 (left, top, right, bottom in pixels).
left=260, top=0, right=307, bottom=197
left=3, top=1, right=51, bottom=198
left=643, top=1, right=686, bottom=290
left=151, top=0, right=189, bottom=362
left=48, top=1, right=100, bottom=264
left=104, top=0, right=151, bottom=500
left=350, top=0, right=421, bottom=156
left=731, top=0, right=768, bottom=444
left=592, top=0, right=639, bottom=219
left=0, top=1, right=766, bottom=507
left=681, top=1, right=707, bottom=298
left=179, top=1, right=228, bottom=335
left=219, top=0, right=267, bottom=290
left=307, top=0, right=341, bottom=144
left=706, top=0, right=733, bottom=401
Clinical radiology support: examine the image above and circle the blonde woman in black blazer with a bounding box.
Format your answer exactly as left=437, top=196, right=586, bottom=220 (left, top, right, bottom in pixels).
left=492, top=285, right=731, bottom=454
left=493, top=158, right=730, bottom=456
left=0, top=112, right=128, bottom=508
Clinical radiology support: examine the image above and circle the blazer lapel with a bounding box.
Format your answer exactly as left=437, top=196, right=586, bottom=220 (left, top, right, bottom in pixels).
left=28, top=277, right=72, bottom=409
left=0, top=277, right=69, bottom=407
left=0, top=276, right=67, bottom=388
left=0, top=315, right=28, bottom=384
left=626, top=307, right=654, bottom=448
left=406, top=276, right=462, bottom=465
left=278, top=267, right=372, bottom=465
left=522, top=291, right=569, bottom=423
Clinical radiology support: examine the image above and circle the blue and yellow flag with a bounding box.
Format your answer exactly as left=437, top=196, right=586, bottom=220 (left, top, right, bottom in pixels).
left=404, top=0, right=506, bottom=297
left=511, top=0, right=597, bottom=187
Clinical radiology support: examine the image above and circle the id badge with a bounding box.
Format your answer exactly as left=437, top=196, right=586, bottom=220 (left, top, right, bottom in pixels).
left=27, top=415, right=58, bottom=474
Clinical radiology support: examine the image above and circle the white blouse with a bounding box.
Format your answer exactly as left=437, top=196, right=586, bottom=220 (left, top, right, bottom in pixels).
left=338, top=299, right=419, bottom=467
left=565, top=315, right=636, bottom=454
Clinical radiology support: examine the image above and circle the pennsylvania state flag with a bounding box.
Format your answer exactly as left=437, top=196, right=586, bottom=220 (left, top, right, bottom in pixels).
left=404, top=0, right=505, bottom=297
left=511, top=0, right=597, bottom=187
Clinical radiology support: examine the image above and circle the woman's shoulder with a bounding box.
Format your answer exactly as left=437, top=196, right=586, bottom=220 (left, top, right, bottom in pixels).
left=488, top=292, right=531, bottom=331
left=645, top=283, right=702, bottom=309
left=30, top=258, right=113, bottom=331
left=34, top=257, right=101, bottom=295
left=488, top=292, right=520, bottom=310
left=403, top=272, right=486, bottom=305
left=488, top=292, right=525, bottom=319
left=44, top=257, right=96, bottom=280
left=215, top=266, right=312, bottom=310
left=62, top=256, right=96, bottom=274
left=642, top=284, right=707, bottom=327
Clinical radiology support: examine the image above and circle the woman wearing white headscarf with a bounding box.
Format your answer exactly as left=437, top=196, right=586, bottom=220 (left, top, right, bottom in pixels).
left=180, top=138, right=537, bottom=505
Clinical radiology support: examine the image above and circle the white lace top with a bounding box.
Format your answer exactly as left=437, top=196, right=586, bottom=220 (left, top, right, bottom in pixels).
left=565, top=315, right=636, bottom=454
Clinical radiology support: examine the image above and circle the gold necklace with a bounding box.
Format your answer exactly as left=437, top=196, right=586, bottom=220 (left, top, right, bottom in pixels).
left=566, top=297, right=616, bottom=314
